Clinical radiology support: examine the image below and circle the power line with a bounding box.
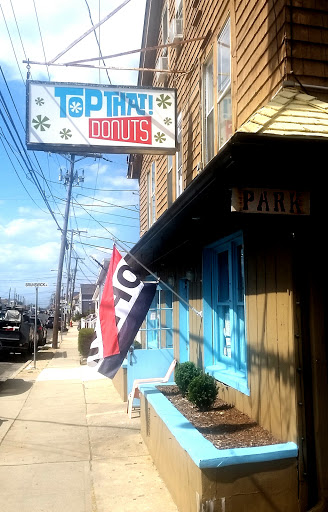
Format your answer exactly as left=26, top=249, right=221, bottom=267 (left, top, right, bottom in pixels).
left=84, top=0, right=111, bottom=84
left=32, top=0, right=50, bottom=80
left=0, top=98, right=62, bottom=230
left=0, top=87, right=64, bottom=229
left=9, top=0, right=27, bottom=60
left=0, top=130, right=49, bottom=214
left=0, top=4, right=25, bottom=83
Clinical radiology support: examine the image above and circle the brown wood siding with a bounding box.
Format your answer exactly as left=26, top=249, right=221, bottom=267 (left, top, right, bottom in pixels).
left=137, top=0, right=328, bottom=234
left=217, top=239, right=297, bottom=443
left=285, top=3, right=328, bottom=87
left=235, top=0, right=288, bottom=125
left=139, top=154, right=152, bottom=235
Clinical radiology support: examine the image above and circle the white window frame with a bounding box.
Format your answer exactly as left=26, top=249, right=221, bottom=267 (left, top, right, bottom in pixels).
left=217, top=18, right=232, bottom=148
left=147, top=162, right=156, bottom=227
left=162, top=3, right=169, bottom=55
left=175, top=0, right=183, bottom=17
left=167, top=154, right=173, bottom=207
left=151, top=161, right=156, bottom=225
left=176, top=113, right=183, bottom=198
left=203, top=54, right=214, bottom=164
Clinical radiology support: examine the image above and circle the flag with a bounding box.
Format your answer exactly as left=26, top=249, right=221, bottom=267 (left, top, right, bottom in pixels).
left=87, top=246, right=157, bottom=378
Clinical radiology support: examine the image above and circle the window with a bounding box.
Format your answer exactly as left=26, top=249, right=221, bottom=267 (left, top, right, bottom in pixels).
left=217, top=18, right=232, bottom=147
left=175, top=0, right=183, bottom=17
left=162, top=4, right=169, bottom=54
left=140, top=284, right=173, bottom=349
left=203, top=55, right=214, bottom=164
left=176, top=113, right=183, bottom=198
left=167, top=154, right=173, bottom=207
left=147, top=162, right=156, bottom=227
left=203, top=232, right=249, bottom=395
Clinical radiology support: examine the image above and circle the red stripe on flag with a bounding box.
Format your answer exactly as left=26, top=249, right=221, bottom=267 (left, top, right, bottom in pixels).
left=99, top=246, right=121, bottom=357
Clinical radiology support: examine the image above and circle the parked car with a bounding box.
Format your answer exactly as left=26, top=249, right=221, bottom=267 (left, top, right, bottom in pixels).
left=45, top=315, right=62, bottom=330
left=45, top=316, right=54, bottom=329
left=0, top=308, right=34, bottom=354
left=30, top=317, right=47, bottom=346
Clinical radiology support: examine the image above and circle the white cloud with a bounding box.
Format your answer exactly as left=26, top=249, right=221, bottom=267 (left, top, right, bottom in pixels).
left=0, top=0, right=146, bottom=84
left=0, top=241, right=60, bottom=265
left=2, top=218, right=60, bottom=241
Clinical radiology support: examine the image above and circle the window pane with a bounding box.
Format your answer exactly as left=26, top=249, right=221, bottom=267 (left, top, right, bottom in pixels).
left=162, top=7, right=168, bottom=44
left=204, top=57, right=214, bottom=164
left=147, top=172, right=151, bottom=227
left=205, top=60, right=213, bottom=115
left=218, top=90, right=232, bottom=147
left=219, top=305, right=231, bottom=359
left=206, top=110, right=214, bottom=162
left=176, top=113, right=182, bottom=197
left=218, top=19, right=231, bottom=93
left=167, top=158, right=173, bottom=207
left=217, top=250, right=229, bottom=302
left=236, top=244, right=245, bottom=302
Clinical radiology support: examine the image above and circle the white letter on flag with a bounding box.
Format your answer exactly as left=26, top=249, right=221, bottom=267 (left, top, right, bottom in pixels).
left=87, top=246, right=157, bottom=378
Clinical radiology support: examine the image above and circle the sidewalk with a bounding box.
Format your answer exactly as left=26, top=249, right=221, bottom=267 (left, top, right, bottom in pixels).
left=0, top=326, right=178, bottom=512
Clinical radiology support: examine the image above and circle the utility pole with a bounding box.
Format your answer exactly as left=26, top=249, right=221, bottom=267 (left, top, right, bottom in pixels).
left=52, top=152, right=99, bottom=348
left=69, top=256, right=84, bottom=322
left=65, top=231, right=86, bottom=326
left=52, top=154, right=76, bottom=349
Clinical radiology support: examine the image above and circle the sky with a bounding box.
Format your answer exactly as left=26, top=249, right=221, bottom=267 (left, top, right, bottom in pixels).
left=0, top=0, right=147, bottom=308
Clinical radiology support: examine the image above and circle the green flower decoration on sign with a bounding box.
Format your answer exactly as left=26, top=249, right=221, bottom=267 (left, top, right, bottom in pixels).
left=156, top=94, right=172, bottom=109
left=154, top=132, right=166, bottom=143
left=164, top=117, right=172, bottom=125
left=60, top=128, right=72, bottom=140
left=32, top=115, right=50, bottom=131
left=35, top=97, right=44, bottom=106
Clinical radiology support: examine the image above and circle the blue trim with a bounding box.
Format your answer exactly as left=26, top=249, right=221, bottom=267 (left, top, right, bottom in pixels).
left=203, top=232, right=249, bottom=394
left=140, top=384, right=298, bottom=469
left=205, top=365, right=250, bottom=396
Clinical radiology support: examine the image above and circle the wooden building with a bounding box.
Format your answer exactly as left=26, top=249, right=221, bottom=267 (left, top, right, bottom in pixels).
left=128, top=1, right=328, bottom=510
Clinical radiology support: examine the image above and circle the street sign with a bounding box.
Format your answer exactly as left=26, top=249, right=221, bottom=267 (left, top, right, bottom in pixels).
left=25, top=283, right=48, bottom=287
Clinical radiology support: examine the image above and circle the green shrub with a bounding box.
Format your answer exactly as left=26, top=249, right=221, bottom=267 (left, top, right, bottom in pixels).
left=78, top=328, right=96, bottom=357
left=175, top=361, right=201, bottom=396
left=187, top=373, right=218, bottom=411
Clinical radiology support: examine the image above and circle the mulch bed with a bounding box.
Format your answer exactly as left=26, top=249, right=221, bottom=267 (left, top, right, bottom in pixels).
left=157, top=385, right=281, bottom=450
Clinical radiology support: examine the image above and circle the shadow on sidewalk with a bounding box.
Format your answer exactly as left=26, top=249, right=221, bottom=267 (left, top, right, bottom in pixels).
left=0, top=378, right=33, bottom=396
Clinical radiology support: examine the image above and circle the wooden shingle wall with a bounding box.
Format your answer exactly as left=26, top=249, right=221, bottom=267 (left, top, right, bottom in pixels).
left=138, top=0, right=328, bottom=229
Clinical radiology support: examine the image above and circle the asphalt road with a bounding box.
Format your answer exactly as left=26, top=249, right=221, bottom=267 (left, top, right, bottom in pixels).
left=0, top=328, right=53, bottom=382
left=0, top=354, right=30, bottom=382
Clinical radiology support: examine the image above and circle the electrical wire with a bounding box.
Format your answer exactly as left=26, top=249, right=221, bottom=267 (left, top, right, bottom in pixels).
left=0, top=131, right=48, bottom=213
left=0, top=100, right=62, bottom=230
left=32, top=0, right=50, bottom=80
left=76, top=192, right=139, bottom=210
left=9, top=0, right=28, bottom=61
left=0, top=66, right=64, bottom=221
left=0, top=4, right=25, bottom=83
left=84, top=0, right=111, bottom=84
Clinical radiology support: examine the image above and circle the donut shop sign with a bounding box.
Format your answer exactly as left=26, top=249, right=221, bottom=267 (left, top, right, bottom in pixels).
left=26, top=81, right=177, bottom=155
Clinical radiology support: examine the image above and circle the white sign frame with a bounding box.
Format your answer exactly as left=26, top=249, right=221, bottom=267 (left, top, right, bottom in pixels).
left=26, top=81, right=177, bottom=155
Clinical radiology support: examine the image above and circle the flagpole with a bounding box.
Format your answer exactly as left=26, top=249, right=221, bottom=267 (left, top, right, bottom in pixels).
left=72, top=199, right=203, bottom=318
left=112, top=240, right=203, bottom=318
